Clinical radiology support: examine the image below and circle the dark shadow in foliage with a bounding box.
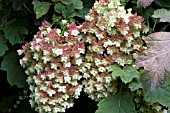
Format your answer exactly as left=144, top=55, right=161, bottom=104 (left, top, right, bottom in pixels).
left=66, top=92, right=98, bottom=113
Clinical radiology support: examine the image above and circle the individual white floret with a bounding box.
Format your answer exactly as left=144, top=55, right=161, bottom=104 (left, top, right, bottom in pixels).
left=34, top=63, right=43, bottom=74
left=78, top=48, right=85, bottom=54
left=39, top=98, right=48, bottom=104
left=43, top=105, right=51, bottom=112
left=133, top=45, right=141, bottom=50
left=33, top=53, right=39, bottom=61
left=56, top=28, right=61, bottom=35
left=47, top=89, right=56, bottom=97
left=40, top=74, right=46, bottom=80
left=17, top=50, right=23, bottom=55
left=52, top=48, right=63, bottom=56
left=133, top=31, right=140, bottom=38
left=98, top=66, right=106, bottom=72
left=90, top=69, right=98, bottom=76
left=134, top=23, right=141, bottom=29
left=40, top=85, right=48, bottom=91
left=64, top=32, right=68, bottom=37
left=29, top=85, right=34, bottom=92
left=83, top=73, right=90, bottom=79
left=108, top=1, right=114, bottom=8
left=64, top=76, right=71, bottom=83
left=133, top=53, right=138, bottom=59
left=105, top=76, right=112, bottom=83
left=71, top=29, right=80, bottom=36
left=42, top=56, right=50, bottom=64
left=96, top=76, right=103, bottom=82
left=44, top=37, right=50, bottom=43
left=33, top=76, right=41, bottom=85
left=62, top=20, right=67, bottom=24
left=51, top=63, right=57, bottom=70
left=58, top=86, right=66, bottom=93
left=94, top=58, right=101, bottom=66
left=49, top=99, right=56, bottom=105
left=76, top=58, right=83, bottom=66
left=48, top=72, right=55, bottom=79
left=47, top=27, right=52, bottom=33
left=26, top=76, right=33, bottom=84
left=85, top=15, right=94, bottom=21
left=64, top=62, right=71, bottom=68
left=63, top=94, right=69, bottom=100
left=29, top=99, right=34, bottom=107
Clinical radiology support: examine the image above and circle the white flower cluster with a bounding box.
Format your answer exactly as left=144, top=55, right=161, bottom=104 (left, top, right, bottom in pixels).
left=18, top=21, right=85, bottom=113
left=78, top=0, right=148, bottom=101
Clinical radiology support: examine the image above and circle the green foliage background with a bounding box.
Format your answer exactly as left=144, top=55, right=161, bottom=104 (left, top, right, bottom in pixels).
left=0, top=0, right=170, bottom=112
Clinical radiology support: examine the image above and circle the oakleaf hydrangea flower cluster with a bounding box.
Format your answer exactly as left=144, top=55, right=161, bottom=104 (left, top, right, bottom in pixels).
left=79, top=0, right=149, bottom=101
left=18, top=0, right=149, bottom=112
left=18, top=20, right=85, bottom=113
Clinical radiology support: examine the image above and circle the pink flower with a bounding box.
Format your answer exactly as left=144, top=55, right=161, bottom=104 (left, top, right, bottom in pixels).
left=42, top=20, right=50, bottom=27
left=99, top=0, right=108, bottom=4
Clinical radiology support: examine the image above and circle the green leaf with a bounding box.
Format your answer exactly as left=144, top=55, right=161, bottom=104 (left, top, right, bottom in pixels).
left=62, top=3, right=76, bottom=19
left=152, top=9, right=170, bottom=23
left=76, top=8, right=89, bottom=19
left=59, top=0, right=72, bottom=5
left=32, top=0, right=41, bottom=11
left=54, top=3, right=63, bottom=14
left=52, top=0, right=59, bottom=2
left=0, top=33, right=8, bottom=57
left=110, top=65, right=140, bottom=84
left=72, top=0, right=83, bottom=9
left=3, top=20, right=28, bottom=45
left=154, top=0, right=170, bottom=7
left=0, top=96, right=15, bottom=112
left=144, top=84, right=170, bottom=108
left=35, top=2, right=51, bottom=19
left=96, top=90, right=136, bottom=113
left=1, top=50, right=27, bottom=88
left=129, top=78, right=143, bottom=91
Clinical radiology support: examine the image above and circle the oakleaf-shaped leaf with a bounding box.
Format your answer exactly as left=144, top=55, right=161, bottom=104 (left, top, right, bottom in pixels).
left=1, top=50, right=27, bottom=88
left=96, top=91, right=136, bottom=113
left=62, top=3, right=76, bottom=19
left=154, top=0, right=170, bottom=8
left=152, top=9, right=170, bottom=23
left=129, top=78, right=143, bottom=91
left=3, top=20, right=28, bottom=45
left=0, top=33, right=8, bottom=57
left=54, top=3, right=63, bottom=14
left=109, top=65, right=140, bottom=84
left=137, top=0, right=153, bottom=8
left=135, top=32, right=170, bottom=90
left=35, top=2, right=51, bottom=19
left=144, top=83, right=170, bottom=108
left=76, top=8, right=89, bottom=19
left=59, top=0, right=72, bottom=5
left=72, top=0, right=83, bottom=9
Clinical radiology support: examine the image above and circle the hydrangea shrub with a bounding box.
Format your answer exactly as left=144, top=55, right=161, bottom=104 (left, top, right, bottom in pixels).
left=18, top=0, right=149, bottom=112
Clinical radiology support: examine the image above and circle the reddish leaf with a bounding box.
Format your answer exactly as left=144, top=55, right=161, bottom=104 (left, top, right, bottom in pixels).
left=135, top=32, right=170, bottom=90
left=138, top=0, right=153, bottom=8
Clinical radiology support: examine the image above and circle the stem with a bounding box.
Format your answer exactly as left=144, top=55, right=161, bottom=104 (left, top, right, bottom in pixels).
left=24, top=4, right=33, bottom=14
left=118, top=82, right=123, bottom=113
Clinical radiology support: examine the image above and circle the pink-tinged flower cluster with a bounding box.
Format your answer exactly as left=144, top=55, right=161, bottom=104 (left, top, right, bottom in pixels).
left=78, top=0, right=149, bottom=101
left=18, top=21, right=85, bottom=113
